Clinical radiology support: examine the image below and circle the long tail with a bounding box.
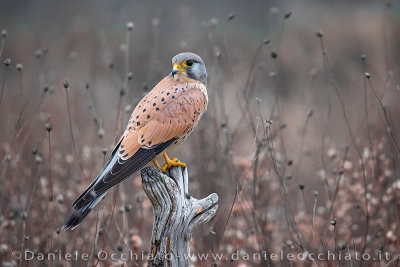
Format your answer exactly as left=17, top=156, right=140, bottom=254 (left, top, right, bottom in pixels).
left=62, top=192, right=106, bottom=230
left=62, top=141, right=122, bottom=231
left=62, top=137, right=177, bottom=230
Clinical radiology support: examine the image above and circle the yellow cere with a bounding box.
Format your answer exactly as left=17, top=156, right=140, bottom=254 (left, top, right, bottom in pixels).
left=173, top=64, right=183, bottom=73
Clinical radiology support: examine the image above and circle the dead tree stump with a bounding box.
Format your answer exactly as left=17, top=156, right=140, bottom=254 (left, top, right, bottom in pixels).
left=141, top=166, right=218, bottom=267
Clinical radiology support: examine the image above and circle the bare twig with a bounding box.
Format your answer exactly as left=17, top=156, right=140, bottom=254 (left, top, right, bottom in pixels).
left=64, top=81, right=88, bottom=179
left=0, top=62, right=10, bottom=117
left=367, top=76, right=400, bottom=152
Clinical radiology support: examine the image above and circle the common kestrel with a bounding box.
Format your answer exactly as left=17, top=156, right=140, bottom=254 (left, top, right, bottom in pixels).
left=63, top=52, right=208, bottom=230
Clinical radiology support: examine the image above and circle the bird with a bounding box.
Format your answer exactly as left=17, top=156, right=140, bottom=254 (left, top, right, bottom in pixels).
left=62, top=52, right=208, bottom=230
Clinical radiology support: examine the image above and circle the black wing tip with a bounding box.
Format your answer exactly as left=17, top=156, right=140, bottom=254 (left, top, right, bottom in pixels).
left=62, top=209, right=85, bottom=231
left=62, top=210, right=80, bottom=230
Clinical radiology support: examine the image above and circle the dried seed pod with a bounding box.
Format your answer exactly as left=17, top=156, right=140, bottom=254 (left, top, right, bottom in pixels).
left=45, top=123, right=53, bottom=132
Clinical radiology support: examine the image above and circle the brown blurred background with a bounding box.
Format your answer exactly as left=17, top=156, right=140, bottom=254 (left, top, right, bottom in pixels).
left=0, top=0, right=399, bottom=266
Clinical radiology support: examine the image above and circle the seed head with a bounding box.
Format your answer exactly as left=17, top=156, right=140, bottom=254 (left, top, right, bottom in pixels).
left=56, top=194, right=64, bottom=204
left=316, top=30, right=323, bottom=38
left=124, top=203, right=132, bottom=212
left=98, top=128, right=105, bottom=138
left=0, top=244, right=8, bottom=253
left=228, top=13, right=235, bottom=20
left=330, top=218, right=337, bottom=226
left=127, top=72, right=133, bottom=80
left=125, top=104, right=132, bottom=113
left=16, top=63, right=23, bottom=71
left=284, top=12, right=292, bottom=19
left=102, top=148, right=107, bottom=155
left=116, top=243, right=124, bottom=252
left=263, top=39, right=271, bottom=45
left=126, top=22, right=134, bottom=31
left=63, top=80, right=69, bottom=89
left=3, top=58, right=11, bottom=66
left=361, top=54, right=366, bottom=61
left=98, top=228, right=105, bottom=236
left=45, top=122, right=53, bottom=132
left=35, top=154, right=43, bottom=164
left=210, top=18, right=219, bottom=26
left=1, top=29, right=6, bottom=38
left=364, top=72, right=371, bottom=79
left=299, top=184, right=305, bottom=190
left=270, top=51, right=278, bottom=59
left=35, top=49, right=43, bottom=59
left=120, top=87, right=126, bottom=96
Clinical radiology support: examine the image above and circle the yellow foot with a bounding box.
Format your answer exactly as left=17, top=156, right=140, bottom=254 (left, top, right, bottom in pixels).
left=161, top=152, right=186, bottom=173
left=153, top=159, right=161, bottom=169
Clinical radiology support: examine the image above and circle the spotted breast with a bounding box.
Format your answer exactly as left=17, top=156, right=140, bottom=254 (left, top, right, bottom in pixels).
left=119, top=77, right=208, bottom=160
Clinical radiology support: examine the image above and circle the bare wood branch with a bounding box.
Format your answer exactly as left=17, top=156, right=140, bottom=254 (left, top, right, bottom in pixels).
left=141, top=166, right=218, bottom=267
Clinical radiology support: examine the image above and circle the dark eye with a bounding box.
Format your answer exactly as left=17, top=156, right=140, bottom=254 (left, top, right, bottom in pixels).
left=185, top=60, right=194, bottom=67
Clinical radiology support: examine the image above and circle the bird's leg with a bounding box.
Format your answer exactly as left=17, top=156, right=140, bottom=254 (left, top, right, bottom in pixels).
left=161, top=152, right=186, bottom=173
left=152, top=159, right=161, bottom=169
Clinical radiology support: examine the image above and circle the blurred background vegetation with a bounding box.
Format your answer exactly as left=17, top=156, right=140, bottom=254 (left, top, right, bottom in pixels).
left=0, top=0, right=399, bottom=266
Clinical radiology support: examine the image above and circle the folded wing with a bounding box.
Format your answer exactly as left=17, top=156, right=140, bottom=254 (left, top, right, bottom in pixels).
left=63, top=78, right=207, bottom=230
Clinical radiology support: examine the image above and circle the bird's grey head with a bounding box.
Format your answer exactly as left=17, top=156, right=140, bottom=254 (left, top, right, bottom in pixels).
left=170, top=52, right=207, bottom=86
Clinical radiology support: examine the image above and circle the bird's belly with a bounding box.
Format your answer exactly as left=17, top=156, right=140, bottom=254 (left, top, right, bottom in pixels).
left=151, top=105, right=206, bottom=162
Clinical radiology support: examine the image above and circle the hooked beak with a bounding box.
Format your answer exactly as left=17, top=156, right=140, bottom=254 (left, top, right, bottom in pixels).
left=172, top=64, right=183, bottom=76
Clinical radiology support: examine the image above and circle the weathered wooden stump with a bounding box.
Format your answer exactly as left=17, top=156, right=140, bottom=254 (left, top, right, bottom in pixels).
left=141, top=166, right=218, bottom=267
